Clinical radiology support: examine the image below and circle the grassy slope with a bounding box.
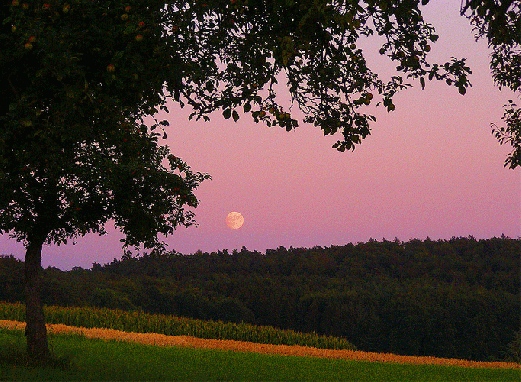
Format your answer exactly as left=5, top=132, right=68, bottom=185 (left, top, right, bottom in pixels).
left=1, top=329, right=519, bottom=381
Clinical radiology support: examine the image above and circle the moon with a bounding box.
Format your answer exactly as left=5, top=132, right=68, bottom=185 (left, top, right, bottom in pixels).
left=226, top=212, right=244, bottom=230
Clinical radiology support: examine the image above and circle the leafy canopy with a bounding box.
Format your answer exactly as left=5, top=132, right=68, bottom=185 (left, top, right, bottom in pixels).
left=460, top=0, right=520, bottom=169
left=1, top=0, right=476, bottom=250
left=1, top=0, right=212, bottom=249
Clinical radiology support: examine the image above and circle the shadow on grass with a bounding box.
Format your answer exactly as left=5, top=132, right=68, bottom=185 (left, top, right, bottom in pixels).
left=0, top=332, right=73, bottom=371
left=0, top=349, right=73, bottom=370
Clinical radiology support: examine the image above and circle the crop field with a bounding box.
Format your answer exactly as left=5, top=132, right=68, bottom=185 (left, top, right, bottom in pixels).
left=0, top=302, right=356, bottom=350
left=1, top=301, right=519, bottom=381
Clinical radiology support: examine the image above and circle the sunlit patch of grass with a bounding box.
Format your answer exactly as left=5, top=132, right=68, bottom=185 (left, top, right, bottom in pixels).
left=1, top=328, right=519, bottom=381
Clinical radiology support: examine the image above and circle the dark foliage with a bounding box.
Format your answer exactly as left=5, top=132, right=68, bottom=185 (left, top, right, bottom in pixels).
left=1, top=236, right=519, bottom=362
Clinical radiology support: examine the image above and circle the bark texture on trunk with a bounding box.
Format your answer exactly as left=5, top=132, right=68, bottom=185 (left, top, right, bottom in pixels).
left=24, top=238, right=50, bottom=361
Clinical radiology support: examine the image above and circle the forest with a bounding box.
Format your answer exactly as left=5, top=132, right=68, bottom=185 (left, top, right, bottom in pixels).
left=1, top=236, right=519, bottom=362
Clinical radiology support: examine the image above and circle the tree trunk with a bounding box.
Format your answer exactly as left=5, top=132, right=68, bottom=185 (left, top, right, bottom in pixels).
left=24, top=238, right=50, bottom=361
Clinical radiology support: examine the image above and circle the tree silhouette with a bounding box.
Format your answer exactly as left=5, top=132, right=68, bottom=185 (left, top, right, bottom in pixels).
left=460, top=0, right=520, bottom=168
left=1, top=0, right=212, bottom=360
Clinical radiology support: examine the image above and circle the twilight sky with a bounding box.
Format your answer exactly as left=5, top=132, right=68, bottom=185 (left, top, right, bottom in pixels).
left=1, top=1, right=519, bottom=270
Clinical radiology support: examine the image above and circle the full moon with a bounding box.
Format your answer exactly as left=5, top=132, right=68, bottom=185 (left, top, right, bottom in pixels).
left=226, top=212, right=244, bottom=230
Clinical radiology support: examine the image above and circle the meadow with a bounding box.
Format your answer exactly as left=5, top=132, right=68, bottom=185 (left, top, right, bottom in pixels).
left=1, top=326, right=520, bottom=382
left=0, top=302, right=519, bottom=381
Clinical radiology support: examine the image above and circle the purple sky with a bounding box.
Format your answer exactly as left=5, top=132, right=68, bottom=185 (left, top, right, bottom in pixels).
left=1, top=1, right=519, bottom=270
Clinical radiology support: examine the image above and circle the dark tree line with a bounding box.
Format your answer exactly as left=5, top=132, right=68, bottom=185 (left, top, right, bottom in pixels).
left=1, top=236, right=519, bottom=362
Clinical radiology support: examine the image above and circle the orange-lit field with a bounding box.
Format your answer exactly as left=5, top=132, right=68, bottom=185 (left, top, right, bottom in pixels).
left=1, top=320, right=518, bottom=370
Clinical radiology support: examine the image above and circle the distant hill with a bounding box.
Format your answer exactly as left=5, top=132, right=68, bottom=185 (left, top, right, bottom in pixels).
left=1, top=236, right=519, bottom=362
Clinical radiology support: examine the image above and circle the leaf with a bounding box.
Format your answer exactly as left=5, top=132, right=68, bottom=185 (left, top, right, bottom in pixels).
left=223, top=109, right=231, bottom=119
left=243, top=103, right=251, bottom=113
left=232, top=110, right=239, bottom=122
left=420, top=77, right=425, bottom=90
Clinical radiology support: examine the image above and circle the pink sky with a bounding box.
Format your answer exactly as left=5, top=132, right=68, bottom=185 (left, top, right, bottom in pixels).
left=1, top=1, right=519, bottom=270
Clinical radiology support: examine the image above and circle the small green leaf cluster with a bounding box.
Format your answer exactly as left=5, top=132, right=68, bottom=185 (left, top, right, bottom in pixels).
left=492, top=101, right=521, bottom=169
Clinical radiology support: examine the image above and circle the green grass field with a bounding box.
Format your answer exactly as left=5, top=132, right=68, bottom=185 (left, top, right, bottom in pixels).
left=1, top=328, right=519, bottom=381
